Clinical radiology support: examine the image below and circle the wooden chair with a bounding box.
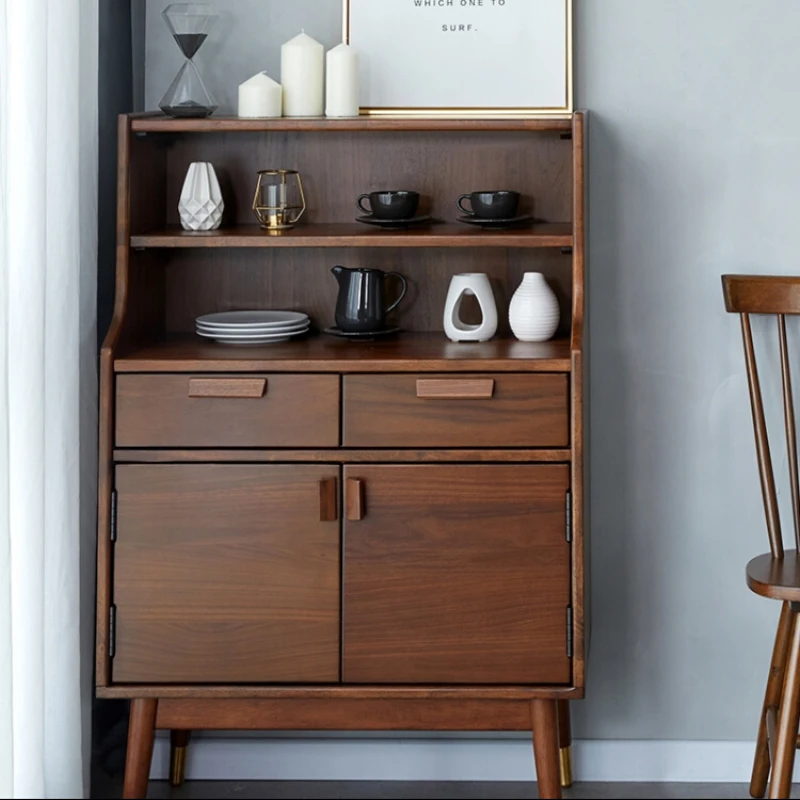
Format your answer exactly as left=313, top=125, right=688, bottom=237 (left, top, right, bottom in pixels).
left=724, top=275, right=800, bottom=799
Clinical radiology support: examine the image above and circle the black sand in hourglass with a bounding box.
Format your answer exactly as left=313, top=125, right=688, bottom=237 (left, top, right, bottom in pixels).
left=160, top=4, right=219, bottom=119
left=174, top=32, right=207, bottom=59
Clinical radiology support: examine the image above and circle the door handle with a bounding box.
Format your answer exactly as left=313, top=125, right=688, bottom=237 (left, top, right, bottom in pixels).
left=346, top=478, right=365, bottom=521
left=416, top=378, right=495, bottom=399
left=188, top=378, right=267, bottom=398
left=319, top=477, right=338, bottom=522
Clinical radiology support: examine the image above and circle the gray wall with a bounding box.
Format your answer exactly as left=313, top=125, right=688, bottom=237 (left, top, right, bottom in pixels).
left=144, top=0, right=800, bottom=741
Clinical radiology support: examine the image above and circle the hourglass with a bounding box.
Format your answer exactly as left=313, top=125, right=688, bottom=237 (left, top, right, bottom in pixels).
left=160, top=3, right=219, bottom=118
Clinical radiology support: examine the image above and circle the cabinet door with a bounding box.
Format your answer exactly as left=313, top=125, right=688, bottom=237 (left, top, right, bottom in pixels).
left=342, top=465, right=570, bottom=684
left=113, top=464, right=340, bottom=684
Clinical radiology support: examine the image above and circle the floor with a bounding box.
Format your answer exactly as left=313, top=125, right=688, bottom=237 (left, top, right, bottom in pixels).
left=92, top=779, right=800, bottom=799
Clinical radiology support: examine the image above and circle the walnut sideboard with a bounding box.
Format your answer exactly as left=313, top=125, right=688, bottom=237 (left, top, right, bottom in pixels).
left=96, top=112, right=589, bottom=800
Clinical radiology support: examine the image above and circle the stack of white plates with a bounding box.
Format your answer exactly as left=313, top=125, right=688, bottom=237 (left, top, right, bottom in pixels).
left=195, top=311, right=311, bottom=345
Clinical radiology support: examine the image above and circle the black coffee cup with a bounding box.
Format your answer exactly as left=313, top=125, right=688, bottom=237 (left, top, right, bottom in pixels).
left=357, top=190, right=420, bottom=220
left=457, top=190, right=520, bottom=220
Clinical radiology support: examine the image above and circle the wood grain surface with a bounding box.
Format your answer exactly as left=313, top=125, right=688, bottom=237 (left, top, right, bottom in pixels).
left=115, top=374, right=339, bottom=448
left=131, top=222, right=573, bottom=249
left=114, top=334, right=573, bottom=373
left=723, top=275, right=800, bottom=315
left=342, top=464, right=571, bottom=684
left=113, top=464, right=341, bottom=683
left=159, top=248, right=572, bottom=338
left=344, top=373, right=568, bottom=448
left=99, top=684, right=583, bottom=701
left=154, top=697, right=535, bottom=731
left=130, top=114, right=574, bottom=134
left=113, top=449, right=573, bottom=464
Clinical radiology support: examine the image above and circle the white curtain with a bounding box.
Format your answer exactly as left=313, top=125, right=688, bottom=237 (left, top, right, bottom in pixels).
left=0, top=0, right=98, bottom=797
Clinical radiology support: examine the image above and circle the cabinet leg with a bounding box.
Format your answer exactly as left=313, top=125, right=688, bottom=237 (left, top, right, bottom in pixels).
left=123, top=699, right=157, bottom=799
left=170, top=730, right=191, bottom=787
left=532, top=699, right=562, bottom=800
left=557, top=699, right=573, bottom=788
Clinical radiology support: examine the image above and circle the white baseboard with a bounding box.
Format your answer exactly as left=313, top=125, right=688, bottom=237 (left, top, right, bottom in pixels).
left=150, top=736, right=787, bottom=783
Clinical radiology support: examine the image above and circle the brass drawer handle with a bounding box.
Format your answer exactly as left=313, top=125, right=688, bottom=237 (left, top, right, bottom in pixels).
left=346, top=478, right=365, bottom=521
left=416, top=379, right=495, bottom=399
left=188, top=378, right=267, bottom=399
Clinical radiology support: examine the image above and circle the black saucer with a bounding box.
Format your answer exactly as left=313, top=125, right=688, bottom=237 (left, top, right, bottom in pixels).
left=324, top=326, right=400, bottom=340
left=457, top=214, right=535, bottom=229
left=356, top=215, right=435, bottom=229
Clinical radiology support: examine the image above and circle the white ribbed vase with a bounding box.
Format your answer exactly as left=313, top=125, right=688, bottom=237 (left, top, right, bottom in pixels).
left=509, top=272, right=560, bottom=342
left=179, top=162, right=224, bottom=231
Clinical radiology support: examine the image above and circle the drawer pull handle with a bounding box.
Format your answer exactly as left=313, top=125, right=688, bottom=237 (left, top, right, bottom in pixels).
left=188, top=378, right=267, bottom=399
left=346, top=478, right=365, bottom=521
left=416, top=379, right=495, bottom=399
left=319, top=477, right=338, bottom=522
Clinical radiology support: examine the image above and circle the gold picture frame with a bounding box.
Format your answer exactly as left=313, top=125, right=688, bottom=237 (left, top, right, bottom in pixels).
left=343, top=0, right=572, bottom=117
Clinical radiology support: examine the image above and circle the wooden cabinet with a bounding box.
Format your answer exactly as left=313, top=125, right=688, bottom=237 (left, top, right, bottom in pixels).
left=113, top=464, right=341, bottom=683
left=342, top=465, right=571, bottom=684
left=97, top=113, right=587, bottom=800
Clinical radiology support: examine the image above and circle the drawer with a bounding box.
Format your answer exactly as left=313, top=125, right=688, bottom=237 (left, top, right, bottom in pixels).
left=343, top=373, right=568, bottom=448
left=116, top=374, right=339, bottom=448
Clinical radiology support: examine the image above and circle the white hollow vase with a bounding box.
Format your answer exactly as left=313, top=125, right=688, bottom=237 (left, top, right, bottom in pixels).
left=179, top=162, right=224, bottom=231
left=509, top=272, right=560, bottom=342
left=443, top=273, right=498, bottom=343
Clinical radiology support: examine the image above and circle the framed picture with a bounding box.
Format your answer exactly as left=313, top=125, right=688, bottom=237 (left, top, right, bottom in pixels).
left=344, top=0, right=572, bottom=116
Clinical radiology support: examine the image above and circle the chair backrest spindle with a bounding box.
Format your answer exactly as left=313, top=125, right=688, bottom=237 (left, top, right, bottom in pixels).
left=778, top=313, right=800, bottom=551
left=740, top=312, right=784, bottom=559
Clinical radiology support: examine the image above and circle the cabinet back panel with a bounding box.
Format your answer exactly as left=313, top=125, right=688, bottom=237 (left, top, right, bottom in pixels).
left=162, top=248, right=572, bottom=335
left=155, top=131, right=573, bottom=230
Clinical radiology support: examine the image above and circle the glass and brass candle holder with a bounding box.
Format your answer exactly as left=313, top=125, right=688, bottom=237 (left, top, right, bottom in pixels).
left=252, top=169, right=306, bottom=234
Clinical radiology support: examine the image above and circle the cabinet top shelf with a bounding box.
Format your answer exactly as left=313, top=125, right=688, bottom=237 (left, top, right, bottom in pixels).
left=130, top=223, right=573, bottom=250
left=129, top=113, right=575, bottom=134
left=114, top=333, right=574, bottom=374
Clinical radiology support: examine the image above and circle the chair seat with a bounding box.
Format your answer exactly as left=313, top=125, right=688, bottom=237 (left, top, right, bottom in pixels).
left=747, top=551, right=800, bottom=601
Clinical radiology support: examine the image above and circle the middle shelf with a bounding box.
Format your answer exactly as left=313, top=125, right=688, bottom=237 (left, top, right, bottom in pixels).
left=130, top=222, right=573, bottom=250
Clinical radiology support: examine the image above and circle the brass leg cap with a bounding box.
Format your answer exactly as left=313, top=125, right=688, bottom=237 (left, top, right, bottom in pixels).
left=559, top=745, right=573, bottom=789
left=170, top=745, right=187, bottom=787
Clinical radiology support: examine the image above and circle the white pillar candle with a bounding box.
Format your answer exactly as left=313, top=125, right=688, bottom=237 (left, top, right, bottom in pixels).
left=281, top=31, right=324, bottom=117
left=326, top=43, right=359, bottom=117
left=238, top=72, right=282, bottom=118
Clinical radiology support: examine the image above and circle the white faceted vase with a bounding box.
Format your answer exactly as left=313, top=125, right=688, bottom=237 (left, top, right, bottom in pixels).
left=179, top=162, right=224, bottom=231
left=443, top=273, right=498, bottom=343
left=509, top=272, right=560, bottom=342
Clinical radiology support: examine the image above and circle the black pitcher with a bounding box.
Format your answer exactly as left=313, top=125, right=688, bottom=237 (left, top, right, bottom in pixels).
left=332, top=266, right=408, bottom=333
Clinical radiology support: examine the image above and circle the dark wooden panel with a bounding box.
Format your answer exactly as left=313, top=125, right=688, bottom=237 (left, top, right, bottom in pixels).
left=131, top=114, right=574, bottom=133
left=161, top=248, right=572, bottom=337
left=342, top=465, right=571, bottom=684
left=155, top=697, right=534, bottom=731
left=343, top=374, right=569, bottom=448
left=113, top=464, right=340, bottom=683
left=115, top=373, right=339, bottom=448
left=132, top=222, right=573, bottom=249
left=114, top=333, right=573, bottom=373
left=161, top=130, right=572, bottom=227
left=113, top=449, right=573, bottom=464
